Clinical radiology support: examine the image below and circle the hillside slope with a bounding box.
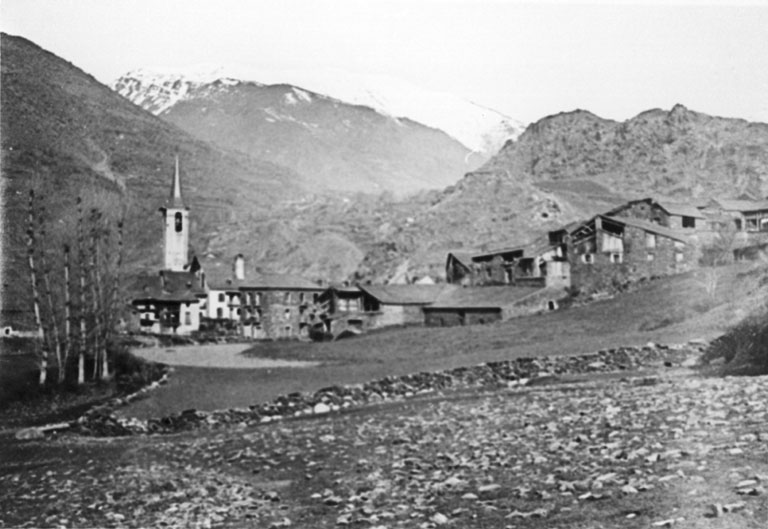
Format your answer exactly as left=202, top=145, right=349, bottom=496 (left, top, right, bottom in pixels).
left=113, top=72, right=478, bottom=195
left=482, top=105, right=768, bottom=198
left=0, top=33, right=307, bottom=327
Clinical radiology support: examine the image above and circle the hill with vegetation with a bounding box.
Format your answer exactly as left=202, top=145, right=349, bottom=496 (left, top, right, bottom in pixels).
left=0, top=33, right=308, bottom=327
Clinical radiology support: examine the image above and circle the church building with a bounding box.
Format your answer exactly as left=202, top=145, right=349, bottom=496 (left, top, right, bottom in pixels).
left=129, top=158, right=205, bottom=335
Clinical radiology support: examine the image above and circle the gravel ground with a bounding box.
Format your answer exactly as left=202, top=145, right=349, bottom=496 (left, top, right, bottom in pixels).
left=2, top=371, right=767, bottom=528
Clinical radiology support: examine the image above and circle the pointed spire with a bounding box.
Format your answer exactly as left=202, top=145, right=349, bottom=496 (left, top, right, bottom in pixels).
left=169, top=155, right=185, bottom=209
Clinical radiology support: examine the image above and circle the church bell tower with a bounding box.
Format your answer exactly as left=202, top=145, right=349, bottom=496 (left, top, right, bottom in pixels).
left=159, top=156, right=189, bottom=271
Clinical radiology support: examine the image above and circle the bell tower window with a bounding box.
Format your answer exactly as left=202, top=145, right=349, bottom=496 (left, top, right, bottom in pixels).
left=175, top=212, right=183, bottom=232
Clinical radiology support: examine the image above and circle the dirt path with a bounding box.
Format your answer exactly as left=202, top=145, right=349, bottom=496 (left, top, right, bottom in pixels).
left=131, top=343, right=320, bottom=369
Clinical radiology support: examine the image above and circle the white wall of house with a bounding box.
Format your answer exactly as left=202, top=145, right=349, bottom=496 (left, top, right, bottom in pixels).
left=206, top=290, right=241, bottom=320
left=176, top=301, right=201, bottom=335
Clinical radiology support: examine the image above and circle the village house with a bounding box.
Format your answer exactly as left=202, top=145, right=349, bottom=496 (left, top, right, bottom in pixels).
left=605, top=197, right=706, bottom=232
left=200, top=255, right=247, bottom=330
left=239, top=275, right=325, bottom=340
left=318, top=284, right=446, bottom=337
left=423, top=285, right=564, bottom=327
left=445, top=229, right=572, bottom=289
left=703, top=198, right=768, bottom=233
left=568, top=214, right=694, bottom=294
left=129, top=270, right=205, bottom=335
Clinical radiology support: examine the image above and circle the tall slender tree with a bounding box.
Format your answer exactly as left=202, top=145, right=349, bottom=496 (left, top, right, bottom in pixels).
left=26, top=190, right=47, bottom=385
left=76, top=197, right=87, bottom=385
left=38, top=214, right=63, bottom=382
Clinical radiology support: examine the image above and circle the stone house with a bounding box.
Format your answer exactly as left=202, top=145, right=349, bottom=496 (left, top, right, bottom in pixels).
left=606, top=197, right=707, bottom=232
left=445, top=231, right=571, bottom=289
left=568, top=214, right=694, bottom=295
left=239, top=275, right=325, bottom=340
left=423, top=285, right=565, bottom=327
left=703, top=199, right=768, bottom=233
left=129, top=270, right=205, bottom=335
left=317, top=284, right=447, bottom=336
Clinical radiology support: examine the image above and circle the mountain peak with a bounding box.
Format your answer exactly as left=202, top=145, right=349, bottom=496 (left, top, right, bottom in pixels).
left=112, top=67, right=526, bottom=154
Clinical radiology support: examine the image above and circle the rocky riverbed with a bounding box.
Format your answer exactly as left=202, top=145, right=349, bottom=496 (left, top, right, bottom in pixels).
left=2, top=345, right=766, bottom=528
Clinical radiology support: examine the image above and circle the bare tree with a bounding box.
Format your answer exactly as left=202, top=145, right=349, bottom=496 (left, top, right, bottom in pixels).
left=26, top=190, right=48, bottom=385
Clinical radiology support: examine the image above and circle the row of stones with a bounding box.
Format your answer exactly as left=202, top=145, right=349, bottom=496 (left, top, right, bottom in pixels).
left=71, top=342, right=704, bottom=437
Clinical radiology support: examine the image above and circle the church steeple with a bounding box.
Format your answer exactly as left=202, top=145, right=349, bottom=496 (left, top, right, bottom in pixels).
left=160, top=156, right=190, bottom=271
left=169, top=155, right=186, bottom=209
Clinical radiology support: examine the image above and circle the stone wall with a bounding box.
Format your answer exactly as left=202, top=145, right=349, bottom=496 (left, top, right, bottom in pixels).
left=71, top=342, right=705, bottom=436
left=570, top=225, right=695, bottom=295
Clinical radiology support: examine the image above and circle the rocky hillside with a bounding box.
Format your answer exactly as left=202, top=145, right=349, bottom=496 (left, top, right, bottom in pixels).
left=482, top=105, right=768, bottom=198
left=113, top=72, right=478, bottom=195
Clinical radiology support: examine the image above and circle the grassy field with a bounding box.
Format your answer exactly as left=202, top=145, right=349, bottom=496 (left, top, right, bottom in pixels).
left=121, top=262, right=768, bottom=419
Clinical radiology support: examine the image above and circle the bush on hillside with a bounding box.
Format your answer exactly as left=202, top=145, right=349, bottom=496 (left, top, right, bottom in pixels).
left=703, top=304, right=768, bottom=374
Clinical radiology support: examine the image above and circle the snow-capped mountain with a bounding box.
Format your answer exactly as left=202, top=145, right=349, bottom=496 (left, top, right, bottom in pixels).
left=112, top=66, right=526, bottom=155
left=113, top=67, right=478, bottom=196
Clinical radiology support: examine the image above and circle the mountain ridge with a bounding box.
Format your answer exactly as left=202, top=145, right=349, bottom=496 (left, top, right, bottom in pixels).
left=113, top=70, right=478, bottom=195
left=112, top=67, right=526, bottom=154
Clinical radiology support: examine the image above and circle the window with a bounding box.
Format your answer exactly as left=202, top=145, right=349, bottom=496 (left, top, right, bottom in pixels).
left=235, top=308, right=240, bottom=316
left=581, top=253, right=594, bottom=264
left=313, top=293, right=319, bottom=303
left=284, top=292, right=292, bottom=304
left=645, top=232, right=656, bottom=249
left=682, top=216, right=696, bottom=229
left=218, top=293, right=225, bottom=302
left=185, top=313, right=191, bottom=325
left=735, top=219, right=743, bottom=231
left=610, top=252, right=623, bottom=264
left=299, top=292, right=306, bottom=304
left=647, top=253, right=655, bottom=262
left=284, top=308, right=291, bottom=320
left=255, top=292, right=262, bottom=305
left=174, top=212, right=183, bottom=232
left=216, top=308, right=223, bottom=319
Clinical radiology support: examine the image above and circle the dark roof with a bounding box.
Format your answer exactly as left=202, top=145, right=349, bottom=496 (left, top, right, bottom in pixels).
left=128, top=270, right=205, bottom=303
left=606, top=215, right=689, bottom=243
left=446, top=252, right=475, bottom=268
left=473, top=235, right=557, bottom=262
left=203, top=265, right=243, bottom=291
left=426, top=285, right=542, bottom=310
left=358, top=284, right=448, bottom=305
left=712, top=199, right=768, bottom=213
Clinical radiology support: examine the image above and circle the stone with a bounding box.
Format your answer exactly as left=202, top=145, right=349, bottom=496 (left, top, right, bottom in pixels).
left=15, top=427, right=44, bottom=440
left=431, top=513, right=449, bottom=525
left=313, top=402, right=331, bottom=414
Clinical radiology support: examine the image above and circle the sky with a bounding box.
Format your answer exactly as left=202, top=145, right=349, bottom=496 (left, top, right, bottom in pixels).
left=2, top=0, right=768, bottom=125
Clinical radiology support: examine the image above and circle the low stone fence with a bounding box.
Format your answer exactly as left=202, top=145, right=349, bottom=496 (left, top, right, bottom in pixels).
left=70, top=341, right=704, bottom=437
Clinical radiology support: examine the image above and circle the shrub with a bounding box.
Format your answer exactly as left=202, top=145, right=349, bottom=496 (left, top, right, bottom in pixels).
left=111, top=345, right=166, bottom=391
left=703, top=305, right=768, bottom=374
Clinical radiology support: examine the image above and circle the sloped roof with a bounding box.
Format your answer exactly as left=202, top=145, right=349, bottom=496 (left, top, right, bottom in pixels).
left=601, top=215, right=689, bottom=243
left=446, top=252, right=475, bottom=268
left=473, top=235, right=557, bottom=262
left=426, top=285, right=542, bottom=310
left=128, top=271, right=204, bottom=303
left=656, top=201, right=706, bottom=219
left=712, top=199, right=768, bottom=213
left=239, top=273, right=324, bottom=290
left=358, top=284, right=448, bottom=305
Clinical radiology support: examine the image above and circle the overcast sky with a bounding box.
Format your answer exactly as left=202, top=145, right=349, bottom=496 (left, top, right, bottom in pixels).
left=2, top=0, right=767, bottom=124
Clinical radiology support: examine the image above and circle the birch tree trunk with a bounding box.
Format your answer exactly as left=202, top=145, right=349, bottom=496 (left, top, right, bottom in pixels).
left=39, top=221, right=63, bottom=383
left=61, top=244, right=72, bottom=384
left=27, top=190, right=47, bottom=386
left=77, top=197, right=86, bottom=385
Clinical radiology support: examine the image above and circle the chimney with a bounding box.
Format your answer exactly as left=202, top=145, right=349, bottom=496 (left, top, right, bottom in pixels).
left=234, top=254, right=245, bottom=280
